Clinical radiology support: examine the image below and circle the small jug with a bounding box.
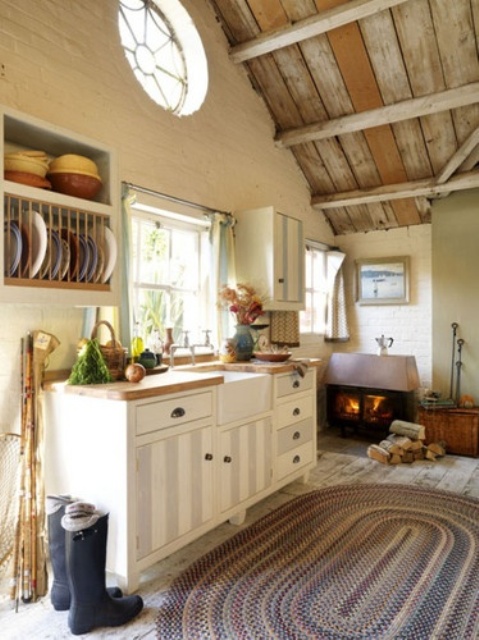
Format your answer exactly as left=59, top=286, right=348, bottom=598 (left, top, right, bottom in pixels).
left=375, top=335, right=393, bottom=356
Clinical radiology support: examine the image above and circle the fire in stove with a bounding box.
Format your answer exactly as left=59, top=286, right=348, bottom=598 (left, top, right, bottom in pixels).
left=333, top=391, right=361, bottom=421
left=363, top=394, right=394, bottom=424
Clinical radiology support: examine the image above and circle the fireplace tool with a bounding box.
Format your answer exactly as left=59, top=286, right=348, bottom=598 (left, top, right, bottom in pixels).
left=455, top=338, right=465, bottom=404
left=449, top=322, right=459, bottom=399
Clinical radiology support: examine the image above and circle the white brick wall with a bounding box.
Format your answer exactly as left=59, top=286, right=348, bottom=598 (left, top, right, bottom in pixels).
left=336, top=225, right=432, bottom=389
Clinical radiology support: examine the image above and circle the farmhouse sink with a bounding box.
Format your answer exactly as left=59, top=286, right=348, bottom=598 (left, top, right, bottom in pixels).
left=188, top=369, right=272, bottom=425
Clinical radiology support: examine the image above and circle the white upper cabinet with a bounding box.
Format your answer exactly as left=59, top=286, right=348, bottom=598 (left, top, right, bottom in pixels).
left=234, top=206, right=304, bottom=311
left=1, top=106, right=119, bottom=306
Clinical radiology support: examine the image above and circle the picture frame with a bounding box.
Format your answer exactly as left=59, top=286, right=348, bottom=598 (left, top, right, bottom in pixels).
left=356, top=256, right=410, bottom=305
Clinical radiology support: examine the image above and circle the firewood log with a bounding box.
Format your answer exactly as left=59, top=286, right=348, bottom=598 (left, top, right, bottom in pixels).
left=387, top=433, right=413, bottom=450
left=367, top=444, right=390, bottom=464
left=427, top=442, right=446, bottom=457
left=389, top=454, right=402, bottom=465
left=409, top=440, right=424, bottom=452
left=390, top=420, right=425, bottom=441
left=425, top=449, right=437, bottom=461
left=413, top=449, right=425, bottom=460
left=379, top=439, right=403, bottom=455
left=402, top=451, right=414, bottom=463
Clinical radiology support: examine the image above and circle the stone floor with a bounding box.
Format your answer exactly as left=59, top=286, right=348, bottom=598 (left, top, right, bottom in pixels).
left=2, top=428, right=479, bottom=639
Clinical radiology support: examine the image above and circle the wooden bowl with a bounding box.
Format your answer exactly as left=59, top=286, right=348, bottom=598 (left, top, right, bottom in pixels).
left=253, top=351, right=292, bottom=362
left=48, top=171, right=102, bottom=200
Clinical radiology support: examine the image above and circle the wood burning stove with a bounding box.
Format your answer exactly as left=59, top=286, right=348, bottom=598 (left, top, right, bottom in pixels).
left=324, top=353, right=420, bottom=437
left=326, top=384, right=416, bottom=437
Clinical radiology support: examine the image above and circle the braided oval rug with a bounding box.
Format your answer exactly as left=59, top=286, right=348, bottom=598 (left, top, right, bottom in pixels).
left=156, top=484, right=479, bottom=639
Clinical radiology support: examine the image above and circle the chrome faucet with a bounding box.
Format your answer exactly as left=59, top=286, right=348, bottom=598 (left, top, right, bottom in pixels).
left=169, top=344, right=181, bottom=368
left=188, top=330, right=214, bottom=366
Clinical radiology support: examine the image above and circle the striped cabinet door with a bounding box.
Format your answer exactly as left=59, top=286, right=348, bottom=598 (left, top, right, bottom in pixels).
left=136, top=424, right=215, bottom=560
left=219, top=417, right=273, bottom=515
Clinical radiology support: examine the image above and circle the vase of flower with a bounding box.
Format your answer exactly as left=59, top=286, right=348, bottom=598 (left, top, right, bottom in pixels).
left=233, top=324, right=254, bottom=361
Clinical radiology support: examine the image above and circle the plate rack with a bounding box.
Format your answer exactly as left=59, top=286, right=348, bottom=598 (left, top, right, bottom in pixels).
left=1, top=105, right=119, bottom=305
left=3, top=193, right=116, bottom=290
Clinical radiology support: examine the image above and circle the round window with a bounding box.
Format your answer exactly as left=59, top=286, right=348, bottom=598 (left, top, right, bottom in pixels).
left=118, top=0, right=208, bottom=116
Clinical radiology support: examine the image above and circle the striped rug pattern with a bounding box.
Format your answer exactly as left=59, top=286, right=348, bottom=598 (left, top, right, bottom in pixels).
left=156, top=484, right=479, bottom=639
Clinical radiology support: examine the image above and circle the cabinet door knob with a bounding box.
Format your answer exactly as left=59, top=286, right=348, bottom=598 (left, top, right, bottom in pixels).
left=223, top=455, right=232, bottom=463
left=293, top=431, right=301, bottom=440
left=293, top=407, right=300, bottom=416
left=293, top=380, right=300, bottom=388
left=171, top=407, right=186, bottom=418
left=278, top=278, right=284, bottom=283
left=293, top=455, right=301, bottom=464
left=205, top=453, right=213, bottom=461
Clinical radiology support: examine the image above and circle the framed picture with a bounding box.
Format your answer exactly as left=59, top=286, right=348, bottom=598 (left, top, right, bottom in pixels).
left=356, top=256, right=410, bottom=305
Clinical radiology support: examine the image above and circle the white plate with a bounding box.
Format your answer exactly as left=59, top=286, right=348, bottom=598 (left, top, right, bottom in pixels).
left=86, top=235, right=98, bottom=282
left=22, top=208, right=48, bottom=278
left=78, top=233, right=89, bottom=282
left=39, top=228, right=62, bottom=280
left=4, top=221, right=22, bottom=276
left=101, top=227, right=117, bottom=284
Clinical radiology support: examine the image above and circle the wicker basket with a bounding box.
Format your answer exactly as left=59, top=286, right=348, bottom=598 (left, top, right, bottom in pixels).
left=418, top=406, right=479, bottom=457
left=91, top=320, right=127, bottom=380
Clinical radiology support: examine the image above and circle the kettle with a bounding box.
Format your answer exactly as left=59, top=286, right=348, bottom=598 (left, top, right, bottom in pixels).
left=375, top=335, right=393, bottom=356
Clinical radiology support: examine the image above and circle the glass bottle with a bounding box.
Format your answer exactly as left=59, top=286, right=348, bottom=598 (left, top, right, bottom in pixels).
left=131, top=322, right=144, bottom=362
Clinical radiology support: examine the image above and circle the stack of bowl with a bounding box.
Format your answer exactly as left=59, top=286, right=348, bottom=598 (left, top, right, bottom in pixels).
left=47, top=154, right=102, bottom=200
left=4, top=150, right=51, bottom=188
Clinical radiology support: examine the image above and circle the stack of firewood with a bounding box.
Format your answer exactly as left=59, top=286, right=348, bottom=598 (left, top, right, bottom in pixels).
left=367, top=419, right=446, bottom=465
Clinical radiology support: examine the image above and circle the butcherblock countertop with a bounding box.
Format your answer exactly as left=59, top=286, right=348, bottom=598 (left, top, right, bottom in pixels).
left=45, top=359, right=323, bottom=402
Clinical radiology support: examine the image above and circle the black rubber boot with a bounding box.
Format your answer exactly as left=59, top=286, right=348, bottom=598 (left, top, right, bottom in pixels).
left=65, top=513, right=143, bottom=635
left=47, top=496, right=122, bottom=611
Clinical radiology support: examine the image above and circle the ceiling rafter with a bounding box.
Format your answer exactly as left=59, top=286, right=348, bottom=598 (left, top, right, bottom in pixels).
left=311, top=170, right=479, bottom=210
left=275, top=84, right=479, bottom=147
left=229, top=0, right=411, bottom=63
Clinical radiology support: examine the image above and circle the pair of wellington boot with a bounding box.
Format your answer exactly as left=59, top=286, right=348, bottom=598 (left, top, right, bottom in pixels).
left=47, top=495, right=143, bottom=635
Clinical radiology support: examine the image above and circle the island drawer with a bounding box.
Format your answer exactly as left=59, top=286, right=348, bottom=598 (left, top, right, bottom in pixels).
left=277, top=418, right=313, bottom=455
left=135, top=390, right=214, bottom=436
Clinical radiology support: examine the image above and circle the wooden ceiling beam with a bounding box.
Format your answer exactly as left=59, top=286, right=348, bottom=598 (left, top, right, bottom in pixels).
left=311, top=170, right=479, bottom=209
left=276, top=84, right=479, bottom=147
left=435, top=125, right=479, bottom=184
left=229, top=0, right=410, bottom=63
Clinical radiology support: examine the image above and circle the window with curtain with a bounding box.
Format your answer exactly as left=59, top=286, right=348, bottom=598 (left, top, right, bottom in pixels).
left=130, top=206, right=211, bottom=347
left=300, top=240, right=328, bottom=340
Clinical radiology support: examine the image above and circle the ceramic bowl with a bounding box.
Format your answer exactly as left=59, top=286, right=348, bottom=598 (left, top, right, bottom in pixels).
left=4, top=170, right=52, bottom=189
left=48, top=171, right=102, bottom=200
left=4, top=154, right=49, bottom=177
left=49, top=154, right=99, bottom=176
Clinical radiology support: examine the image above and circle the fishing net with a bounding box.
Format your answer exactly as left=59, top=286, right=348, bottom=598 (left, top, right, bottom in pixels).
left=0, top=434, right=21, bottom=580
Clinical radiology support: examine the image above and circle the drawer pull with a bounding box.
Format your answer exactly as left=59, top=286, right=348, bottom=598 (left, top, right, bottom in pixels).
left=205, top=453, right=213, bottom=461
left=293, top=380, right=300, bottom=388
left=293, top=431, right=301, bottom=440
left=293, top=407, right=301, bottom=416
left=293, top=455, right=301, bottom=464
left=223, top=455, right=232, bottom=463
left=171, top=407, right=186, bottom=418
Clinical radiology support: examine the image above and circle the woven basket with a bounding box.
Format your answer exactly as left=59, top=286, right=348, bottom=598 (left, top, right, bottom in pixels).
left=91, top=320, right=127, bottom=380
left=418, top=406, right=479, bottom=457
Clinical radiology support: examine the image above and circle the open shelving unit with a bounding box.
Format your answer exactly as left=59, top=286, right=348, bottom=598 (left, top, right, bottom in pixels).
left=1, top=106, right=120, bottom=306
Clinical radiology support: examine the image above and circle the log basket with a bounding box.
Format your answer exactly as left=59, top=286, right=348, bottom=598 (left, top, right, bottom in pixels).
left=418, top=406, right=479, bottom=457
left=91, top=320, right=127, bottom=380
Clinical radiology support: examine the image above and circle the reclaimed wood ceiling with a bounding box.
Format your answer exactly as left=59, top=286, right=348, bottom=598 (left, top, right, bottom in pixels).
left=208, top=0, right=479, bottom=235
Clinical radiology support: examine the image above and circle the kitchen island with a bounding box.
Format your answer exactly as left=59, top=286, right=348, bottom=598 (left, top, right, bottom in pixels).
left=44, top=360, right=320, bottom=592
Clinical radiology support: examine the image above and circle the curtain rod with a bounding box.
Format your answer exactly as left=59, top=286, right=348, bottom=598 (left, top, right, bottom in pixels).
left=122, top=181, right=232, bottom=217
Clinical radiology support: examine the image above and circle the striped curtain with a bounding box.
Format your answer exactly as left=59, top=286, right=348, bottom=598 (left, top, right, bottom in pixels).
left=325, top=250, right=350, bottom=342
